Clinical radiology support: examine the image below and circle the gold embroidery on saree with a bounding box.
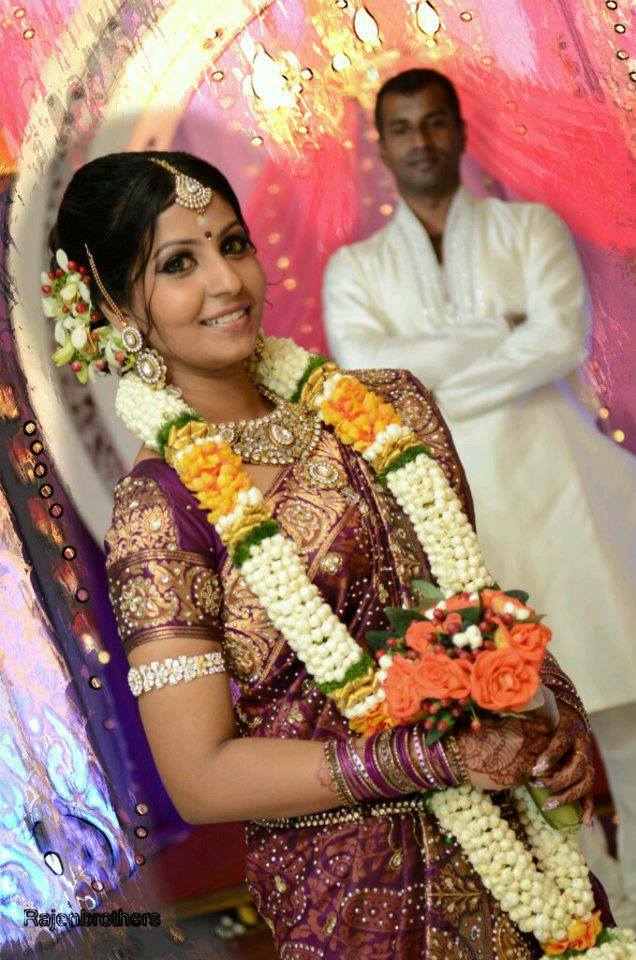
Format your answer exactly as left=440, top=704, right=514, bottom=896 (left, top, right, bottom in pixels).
left=107, top=550, right=222, bottom=652
left=105, top=475, right=180, bottom=562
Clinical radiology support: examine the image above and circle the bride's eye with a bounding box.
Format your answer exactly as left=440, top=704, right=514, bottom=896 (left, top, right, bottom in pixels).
left=162, top=252, right=195, bottom=274
left=222, top=233, right=253, bottom=256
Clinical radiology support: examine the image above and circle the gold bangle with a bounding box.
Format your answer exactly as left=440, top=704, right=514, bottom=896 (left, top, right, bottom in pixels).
left=324, top=740, right=357, bottom=808
left=371, top=733, right=404, bottom=795
left=445, top=734, right=469, bottom=786
left=378, top=730, right=417, bottom=795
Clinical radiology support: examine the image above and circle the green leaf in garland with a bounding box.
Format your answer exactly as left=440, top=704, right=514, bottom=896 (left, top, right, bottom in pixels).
left=411, top=579, right=444, bottom=603
left=156, top=411, right=203, bottom=458
left=460, top=606, right=482, bottom=626
left=375, top=444, right=432, bottom=486
left=317, top=652, right=376, bottom=696
left=365, top=629, right=396, bottom=651
left=232, top=520, right=281, bottom=569
left=290, top=353, right=330, bottom=403
left=504, top=589, right=530, bottom=604
left=385, top=607, right=422, bottom=633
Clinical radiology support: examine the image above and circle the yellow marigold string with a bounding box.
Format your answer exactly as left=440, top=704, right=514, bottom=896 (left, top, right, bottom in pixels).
left=321, top=376, right=402, bottom=452
left=175, top=439, right=251, bottom=523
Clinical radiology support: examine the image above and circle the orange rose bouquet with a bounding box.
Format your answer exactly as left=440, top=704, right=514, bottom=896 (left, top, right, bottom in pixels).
left=368, top=581, right=551, bottom=744
left=366, top=580, right=583, bottom=834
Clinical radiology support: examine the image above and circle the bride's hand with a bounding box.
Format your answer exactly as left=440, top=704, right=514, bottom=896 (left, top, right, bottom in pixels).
left=455, top=715, right=553, bottom=791
left=529, top=702, right=595, bottom=825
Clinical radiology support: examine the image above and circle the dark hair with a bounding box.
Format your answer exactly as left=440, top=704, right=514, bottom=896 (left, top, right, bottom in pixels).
left=48, top=150, right=252, bottom=322
left=374, top=69, right=462, bottom=134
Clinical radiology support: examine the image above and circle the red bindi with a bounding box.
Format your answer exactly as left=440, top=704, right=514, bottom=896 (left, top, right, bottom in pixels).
left=204, top=230, right=212, bottom=239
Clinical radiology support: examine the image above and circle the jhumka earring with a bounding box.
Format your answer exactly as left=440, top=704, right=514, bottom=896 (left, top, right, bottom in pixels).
left=149, top=157, right=213, bottom=216
left=253, top=329, right=265, bottom=361
left=84, top=245, right=167, bottom=390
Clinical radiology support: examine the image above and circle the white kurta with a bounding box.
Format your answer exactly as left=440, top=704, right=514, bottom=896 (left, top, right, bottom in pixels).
left=323, top=186, right=636, bottom=714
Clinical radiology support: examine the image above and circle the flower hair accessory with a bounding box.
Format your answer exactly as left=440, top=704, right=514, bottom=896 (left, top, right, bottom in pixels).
left=43, top=246, right=167, bottom=389
left=42, top=248, right=133, bottom=384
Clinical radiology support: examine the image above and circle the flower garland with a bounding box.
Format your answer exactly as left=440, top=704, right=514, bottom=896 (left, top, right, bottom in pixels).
left=101, top=334, right=635, bottom=957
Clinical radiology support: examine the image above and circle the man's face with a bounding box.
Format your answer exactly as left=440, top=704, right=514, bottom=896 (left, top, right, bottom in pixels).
left=378, top=84, right=465, bottom=196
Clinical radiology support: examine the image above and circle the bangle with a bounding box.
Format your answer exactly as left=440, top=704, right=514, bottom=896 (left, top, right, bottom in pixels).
left=431, top=741, right=455, bottom=785
left=377, top=729, right=418, bottom=794
left=408, top=726, right=442, bottom=789
left=370, top=733, right=405, bottom=797
left=127, top=651, right=225, bottom=697
left=324, top=740, right=357, bottom=808
left=445, top=734, right=469, bottom=786
left=395, top=726, right=433, bottom=791
left=347, top=741, right=384, bottom=801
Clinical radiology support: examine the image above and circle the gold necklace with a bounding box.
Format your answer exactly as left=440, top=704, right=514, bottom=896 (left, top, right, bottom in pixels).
left=209, top=387, right=321, bottom=465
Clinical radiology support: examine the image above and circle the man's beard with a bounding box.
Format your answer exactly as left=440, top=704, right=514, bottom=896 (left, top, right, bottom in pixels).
left=397, top=157, right=459, bottom=197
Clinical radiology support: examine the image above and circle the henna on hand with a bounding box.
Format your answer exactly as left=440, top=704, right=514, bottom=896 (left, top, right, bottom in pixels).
left=532, top=702, right=591, bottom=776
left=456, top=715, right=552, bottom=791
left=532, top=703, right=595, bottom=821
left=537, top=745, right=588, bottom=794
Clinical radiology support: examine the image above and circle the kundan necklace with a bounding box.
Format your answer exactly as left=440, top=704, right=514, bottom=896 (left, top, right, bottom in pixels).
left=207, top=386, right=321, bottom=466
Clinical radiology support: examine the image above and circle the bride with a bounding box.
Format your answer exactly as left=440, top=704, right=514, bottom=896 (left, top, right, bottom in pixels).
left=44, top=150, right=616, bottom=959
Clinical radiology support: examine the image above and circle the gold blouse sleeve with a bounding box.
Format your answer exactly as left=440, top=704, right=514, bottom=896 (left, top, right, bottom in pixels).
left=104, top=475, right=222, bottom=656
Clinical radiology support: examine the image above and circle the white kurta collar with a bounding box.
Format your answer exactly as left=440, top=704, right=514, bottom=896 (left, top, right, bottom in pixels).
left=393, top=186, right=481, bottom=325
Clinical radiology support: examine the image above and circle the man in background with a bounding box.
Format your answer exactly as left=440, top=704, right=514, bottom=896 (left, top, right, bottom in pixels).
left=322, top=67, right=636, bottom=925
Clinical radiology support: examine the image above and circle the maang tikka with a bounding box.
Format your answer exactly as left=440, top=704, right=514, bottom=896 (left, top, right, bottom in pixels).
left=84, top=245, right=167, bottom=390
left=149, top=157, right=213, bottom=216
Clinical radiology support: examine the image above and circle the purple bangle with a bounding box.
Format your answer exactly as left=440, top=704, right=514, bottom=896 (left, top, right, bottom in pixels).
left=432, top=741, right=455, bottom=787
left=409, top=727, right=439, bottom=789
left=364, top=736, right=403, bottom=799
left=337, top=742, right=367, bottom=802
left=394, top=726, right=429, bottom=791
left=346, top=742, right=384, bottom=801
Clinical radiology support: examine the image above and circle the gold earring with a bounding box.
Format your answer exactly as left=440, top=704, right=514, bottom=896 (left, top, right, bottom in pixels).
left=85, top=245, right=167, bottom=390
left=253, top=329, right=265, bottom=361
left=119, top=325, right=167, bottom=390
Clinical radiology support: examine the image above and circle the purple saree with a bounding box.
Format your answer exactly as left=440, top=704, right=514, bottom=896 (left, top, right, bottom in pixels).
left=104, top=370, right=612, bottom=960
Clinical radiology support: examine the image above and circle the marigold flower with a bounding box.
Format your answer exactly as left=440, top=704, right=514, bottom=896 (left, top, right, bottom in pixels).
left=176, top=440, right=251, bottom=523
left=321, top=376, right=401, bottom=452
left=543, top=911, right=602, bottom=955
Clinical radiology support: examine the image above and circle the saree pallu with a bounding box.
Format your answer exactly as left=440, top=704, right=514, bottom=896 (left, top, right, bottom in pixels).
left=104, top=369, right=612, bottom=960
